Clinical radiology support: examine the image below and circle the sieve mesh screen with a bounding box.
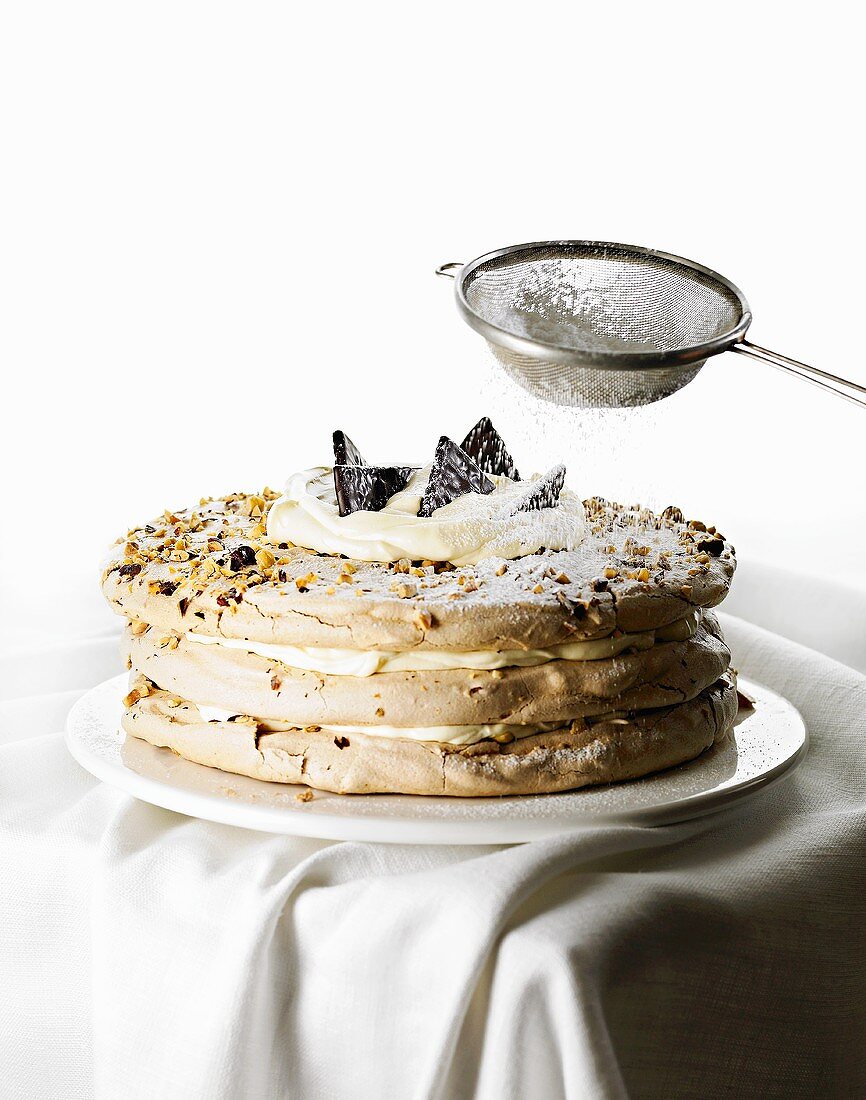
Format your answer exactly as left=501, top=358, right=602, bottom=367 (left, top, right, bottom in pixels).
left=460, top=242, right=747, bottom=407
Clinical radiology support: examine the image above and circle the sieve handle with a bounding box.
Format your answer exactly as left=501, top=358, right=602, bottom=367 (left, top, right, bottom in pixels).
left=435, top=262, right=463, bottom=279
left=732, top=340, right=866, bottom=411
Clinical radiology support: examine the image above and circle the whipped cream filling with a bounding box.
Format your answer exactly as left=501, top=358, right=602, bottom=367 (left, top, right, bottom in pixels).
left=194, top=702, right=567, bottom=746
left=185, top=611, right=698, bottom=677
left=266, top=466, right=588, bottom=566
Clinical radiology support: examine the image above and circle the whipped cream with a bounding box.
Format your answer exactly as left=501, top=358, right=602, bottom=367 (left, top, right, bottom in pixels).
left=185, top=614, right=698, bottom=676
left=194, top=701, right=567, bottom=746
left=266, top=466, right=587, bottom=566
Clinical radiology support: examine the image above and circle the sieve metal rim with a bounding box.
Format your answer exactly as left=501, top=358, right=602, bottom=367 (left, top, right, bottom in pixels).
left=452, top=240, right=753, bottom=372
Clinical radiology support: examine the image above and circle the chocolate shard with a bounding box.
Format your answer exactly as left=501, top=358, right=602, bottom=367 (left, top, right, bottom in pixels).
left=333, top=430, right=367, bottom=467
left=334, top=465, right=416, bottom=517
left=418, top=437, right=495, bottom=518
left=460, top=417, right=521, bottom=480
left=510, top=465, right=566, bottom=513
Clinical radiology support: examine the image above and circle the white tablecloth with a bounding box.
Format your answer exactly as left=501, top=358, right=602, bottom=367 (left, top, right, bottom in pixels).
left=1, top=565, right=864, bottom=1100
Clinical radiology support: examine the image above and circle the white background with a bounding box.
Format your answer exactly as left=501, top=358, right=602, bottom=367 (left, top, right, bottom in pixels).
left=2, top=1, right=864, bottom=646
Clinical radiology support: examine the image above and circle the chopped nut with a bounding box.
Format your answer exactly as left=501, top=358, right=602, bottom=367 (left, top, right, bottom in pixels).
left=130, top=620, right=149, bottom=636
left=413, top=609, right=434, bottom=630
left=604, top=567, right=619, bottom=580
left=392, top=582, right=416, bottom=598
left=255, top=548, right=275, bottom=570
left=495, top=563, right=508, bottom=576
left=532, top=583, right=544, bottom=594
left=122, top=680, right=152, bottom=707
left=637, top=567, right=650, bottom=582
left=295, top=789, right=314, bottom=803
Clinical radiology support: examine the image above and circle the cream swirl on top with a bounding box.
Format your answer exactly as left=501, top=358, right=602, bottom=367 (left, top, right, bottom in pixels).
left=266, top=466, right=588, bottom=566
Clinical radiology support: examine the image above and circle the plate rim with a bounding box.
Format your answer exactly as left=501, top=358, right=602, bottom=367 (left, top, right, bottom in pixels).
left=64, top=674, right=807, bottom=844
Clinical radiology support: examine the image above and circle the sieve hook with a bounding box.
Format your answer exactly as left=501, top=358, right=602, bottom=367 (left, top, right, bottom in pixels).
left=435, top=262, right=463, bottom=279
left=732, top=341, right=866, bottom=411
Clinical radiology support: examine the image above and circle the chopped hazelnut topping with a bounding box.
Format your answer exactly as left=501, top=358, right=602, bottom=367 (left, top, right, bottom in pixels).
left=255, top=548, right=275, bottom=570
left=122, top=679, right=152, bottom=708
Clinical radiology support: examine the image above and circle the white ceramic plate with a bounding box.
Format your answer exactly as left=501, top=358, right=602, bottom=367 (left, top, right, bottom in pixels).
left=65, top=675, right=806, bottom=844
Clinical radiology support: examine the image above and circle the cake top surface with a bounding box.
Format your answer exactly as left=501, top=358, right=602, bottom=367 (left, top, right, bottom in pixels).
left=102, top=488, right=735, bottom=651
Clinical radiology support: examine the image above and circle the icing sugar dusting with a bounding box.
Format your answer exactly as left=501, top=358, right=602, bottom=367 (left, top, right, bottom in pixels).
left=473, top=355, right=667, bottom=508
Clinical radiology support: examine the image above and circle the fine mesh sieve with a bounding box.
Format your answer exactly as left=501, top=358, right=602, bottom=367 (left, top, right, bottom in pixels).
left=436, top=241, right=866, bottom=410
